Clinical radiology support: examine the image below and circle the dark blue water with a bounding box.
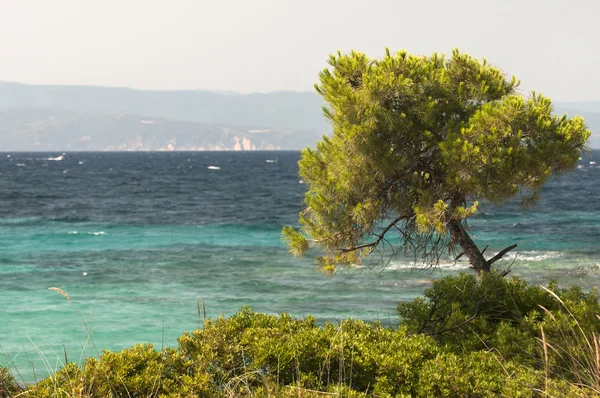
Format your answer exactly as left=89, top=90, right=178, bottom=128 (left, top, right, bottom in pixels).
left=1, top=150, right=599, bottom=382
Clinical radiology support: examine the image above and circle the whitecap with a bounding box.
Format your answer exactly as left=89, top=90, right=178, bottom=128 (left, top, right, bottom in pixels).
left=15, top=163, right=25, bottom=167
left=383, top=260, right=470, bottom=271
left=265, top=159, right=278, bottom=163
left=47, top=154, right=65, bottom=161
left=498, top=250, right=563, bottom=262
left=207, top=166, right=220, bottom=170
left=68, top=231, right=106, bottom=236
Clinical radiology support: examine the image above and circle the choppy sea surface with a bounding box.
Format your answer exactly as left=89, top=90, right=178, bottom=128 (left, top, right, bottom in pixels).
left=1, top=150, right=599, bottom=382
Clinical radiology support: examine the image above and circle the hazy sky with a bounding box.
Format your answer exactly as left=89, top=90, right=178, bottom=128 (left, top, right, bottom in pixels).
left=1, top=0, right=599, bottom=101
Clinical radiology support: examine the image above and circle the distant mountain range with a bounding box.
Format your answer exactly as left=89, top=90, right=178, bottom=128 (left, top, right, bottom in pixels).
left=0, top=81, right=598, bottom=150
left=0, top=108, right=325, bottom=151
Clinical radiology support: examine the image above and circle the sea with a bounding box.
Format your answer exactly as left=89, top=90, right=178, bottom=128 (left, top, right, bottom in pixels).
left=1, top=150, right=599, bottom=382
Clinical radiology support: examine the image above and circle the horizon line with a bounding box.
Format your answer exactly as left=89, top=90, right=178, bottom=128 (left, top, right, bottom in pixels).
left=0, top=80, right=317, bottom=96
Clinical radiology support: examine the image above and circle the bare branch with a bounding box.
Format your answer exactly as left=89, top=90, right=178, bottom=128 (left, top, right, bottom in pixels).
left=340, top=215, right=405, bottom=253
left=487, top=244, right=518, bottom=266
left=499, top=253, right=517, bottom=277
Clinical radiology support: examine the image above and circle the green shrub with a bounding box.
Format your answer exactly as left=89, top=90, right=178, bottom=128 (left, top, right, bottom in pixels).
left=398, top=271, right=600, bottom=387
left=0, top=366, right=22, bottom=397
left=28, top=362, right=84, bottom=397
left=28, top=345, right=215, bottom=397
left=9, top=275, right=600, bottom=397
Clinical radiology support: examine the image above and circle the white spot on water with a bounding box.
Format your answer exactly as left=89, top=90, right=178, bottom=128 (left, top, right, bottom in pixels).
left=82, top=272, right=88, bottom=276
left=47, top=154, right=65, bottom=161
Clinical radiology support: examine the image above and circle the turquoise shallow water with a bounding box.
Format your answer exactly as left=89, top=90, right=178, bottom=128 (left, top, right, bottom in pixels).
left=1, top=151, right=599, bottom=382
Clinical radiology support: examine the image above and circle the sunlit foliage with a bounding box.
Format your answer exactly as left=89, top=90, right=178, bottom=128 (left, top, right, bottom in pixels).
left=284, top=49, right=590, bottom=273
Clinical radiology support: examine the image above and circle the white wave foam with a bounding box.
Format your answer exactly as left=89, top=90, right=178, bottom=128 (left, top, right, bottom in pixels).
left=364, top=250, right=565, bottom=271
left=380, top=250, right=563, bottom=270
left=265, top=159, right=278, bottom=163
left=207, top=166, right=220, bottom=170
left=46, top=154, right=65, bottom=161
left=68, top=231, right=107, bottom=236
left=499, top=251, right=563, bottom=262
left=383, top=260, right=471, bottom=271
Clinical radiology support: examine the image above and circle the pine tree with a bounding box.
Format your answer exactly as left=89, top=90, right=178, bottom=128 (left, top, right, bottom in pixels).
left=283, top=49, right=590, bottom=274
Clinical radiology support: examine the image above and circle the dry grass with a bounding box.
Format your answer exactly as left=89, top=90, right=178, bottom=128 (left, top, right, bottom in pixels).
left=538, top=286, right=600, bottom=397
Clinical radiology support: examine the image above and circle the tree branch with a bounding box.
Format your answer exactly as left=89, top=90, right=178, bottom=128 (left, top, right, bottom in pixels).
left=340, top=215, right=405, bottom=253
left=481, top=245, right=489, bottom=255
left=486, top=244, right=518, bottom=266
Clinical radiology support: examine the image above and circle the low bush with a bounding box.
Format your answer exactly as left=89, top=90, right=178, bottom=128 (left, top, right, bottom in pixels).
left=398, top=271, right=600, bottom=388
left=5, top=273, right=600, bottom=396
left=0, top=367, right=22, bottom=397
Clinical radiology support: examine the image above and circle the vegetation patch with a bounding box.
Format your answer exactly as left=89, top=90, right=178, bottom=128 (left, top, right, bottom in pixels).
left=3, top=273, right=599, bottom=397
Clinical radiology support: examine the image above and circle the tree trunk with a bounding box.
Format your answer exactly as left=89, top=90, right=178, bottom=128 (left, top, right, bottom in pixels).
left=448, top=219, right=489, bottom=273
left=447, top=196, right=517, bottom=274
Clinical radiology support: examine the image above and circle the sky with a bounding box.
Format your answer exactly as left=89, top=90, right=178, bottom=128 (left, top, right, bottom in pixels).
left=0, top=0, right=599, bottom=102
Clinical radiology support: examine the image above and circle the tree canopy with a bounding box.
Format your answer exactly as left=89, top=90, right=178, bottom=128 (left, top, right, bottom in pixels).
left=283, top=49, right=590, bottom=274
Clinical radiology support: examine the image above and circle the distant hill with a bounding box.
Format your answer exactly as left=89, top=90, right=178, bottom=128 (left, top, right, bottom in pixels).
left=0, top=82, right=329, bottom=132
left=0, top=109, right=323, bottom=151
left=0, top=82, right=598, bottom=150
left=556, top=102, right=600, bottom=114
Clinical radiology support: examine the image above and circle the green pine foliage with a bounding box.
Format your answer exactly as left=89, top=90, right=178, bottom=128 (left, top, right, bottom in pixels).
left=283, top=49, right=590, bottom=272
